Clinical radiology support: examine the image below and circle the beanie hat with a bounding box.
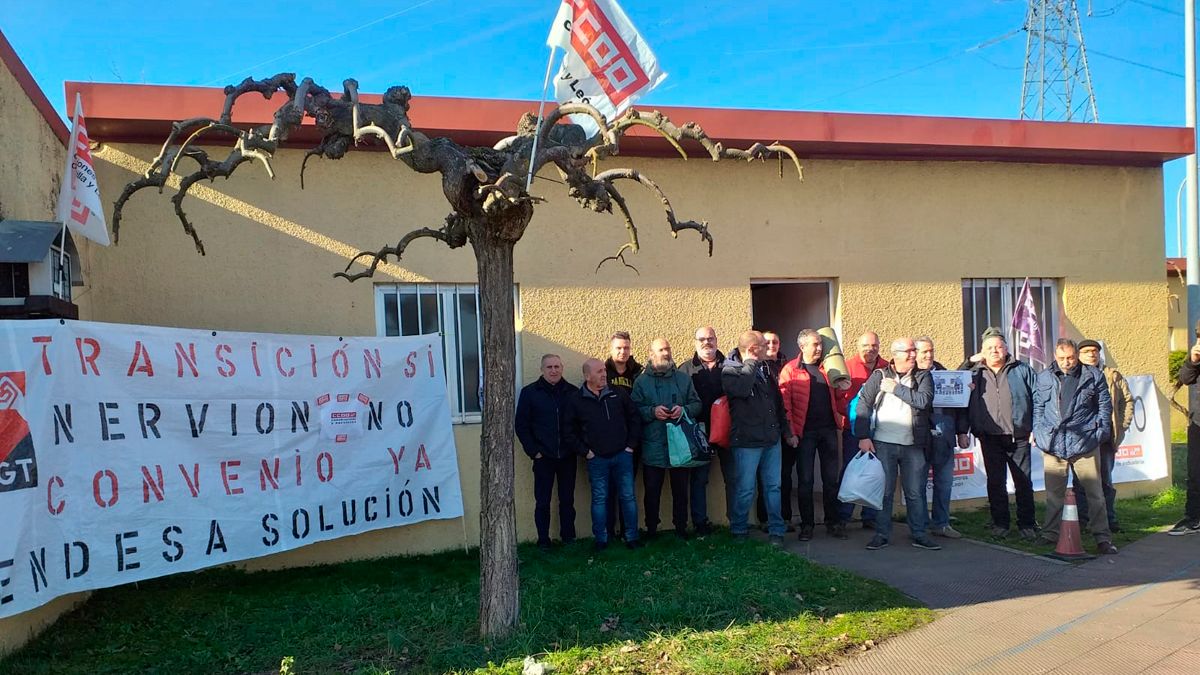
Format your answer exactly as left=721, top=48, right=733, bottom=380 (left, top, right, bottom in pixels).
left=1077, top=339, right=1101, bottom=352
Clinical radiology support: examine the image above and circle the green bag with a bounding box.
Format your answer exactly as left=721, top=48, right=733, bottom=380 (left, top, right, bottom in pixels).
left=667, top=411, right=712, bottom=468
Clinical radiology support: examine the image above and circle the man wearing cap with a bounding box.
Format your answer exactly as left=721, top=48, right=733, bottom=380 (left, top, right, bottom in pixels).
left=1033, top=339, right=1117, bottom=555
left=964, top=328, right=1040, bottom=540
left=1073, top=339, right=1132, bottom=534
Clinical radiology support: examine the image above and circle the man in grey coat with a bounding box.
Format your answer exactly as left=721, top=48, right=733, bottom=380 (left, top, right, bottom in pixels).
left=1033, top=339, right=1117, bottom=555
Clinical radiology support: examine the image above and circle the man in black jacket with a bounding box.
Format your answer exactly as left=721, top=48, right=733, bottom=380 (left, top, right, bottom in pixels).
left=722, top=330, right=796, bottom=545
left=679, top=325, right=726, bottom=534
left=1171, top=340, right=1200, bottom=535
left=603, top=330, right=643, bottom=539
left=563, top=358, right=644, bottom=551
left=515, top=354, right=580, bottom=551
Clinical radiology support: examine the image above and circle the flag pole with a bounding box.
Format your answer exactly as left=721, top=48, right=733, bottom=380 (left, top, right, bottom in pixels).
left=526, top=45, right=559, bottom=191
left=58, top=92, right=81, bottom=296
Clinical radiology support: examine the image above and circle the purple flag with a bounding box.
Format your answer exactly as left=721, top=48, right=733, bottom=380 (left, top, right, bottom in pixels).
left=1012, top=278, right=1046, bottom=364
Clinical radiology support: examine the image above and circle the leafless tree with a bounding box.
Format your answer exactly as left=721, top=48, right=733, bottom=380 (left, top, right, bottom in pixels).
left=112, top=73, right=801, bottom=638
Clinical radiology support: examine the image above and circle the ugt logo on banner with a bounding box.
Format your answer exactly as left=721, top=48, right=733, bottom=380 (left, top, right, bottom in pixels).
left=0, top=372, right=38, bottom=492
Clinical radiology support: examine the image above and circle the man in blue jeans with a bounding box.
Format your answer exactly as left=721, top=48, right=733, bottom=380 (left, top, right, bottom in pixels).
left=854, top=337, right=940, bottom=551
left=722, top=330, right=796, bottom=545
left=915, top=337, right=969, bottom=539
left=563, top=358, right=644, bottom=551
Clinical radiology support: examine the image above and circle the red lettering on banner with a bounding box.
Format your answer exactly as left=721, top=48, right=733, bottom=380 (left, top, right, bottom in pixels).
left=427, top=349, right=436, bottom=377
left=141, top=465, right=165, bottom=502
left=127, top=340, right=155, bottom=377
left=92, top=469, right=118, bottom=507
left=363, top=349, right=382, bottom=379
left=276, top=347, right=295, bottom=377
left=47, top=475, right=65, bottom=515
left=317, top=452, right=334, bottom=482
left=387, top=446, right=405, bottom=474
left=32, top=336, right=53, bottom=375
left=405, top=351, right=417, bottom=378
left=1116, top=444, right=1143, bottom=459
left=179, top=463, right=201, bottom=497
left=569, top=0, right=649, bottom=106
left=175, top=343, right=199, bottom=377
left=953, top=452, right=974, bottom=477
left=75, top=337, right=101, bottom=375
left=309, top=344, right=319, bottom=378
left=250, top=341, right=263, bottom=376
left=260, top=458, right=281, bottom=490
left=220, top=460, right=244, bottom=495
left=216, top=344, right=236, bottom=377
left=414, top=444, right=432, bottom=472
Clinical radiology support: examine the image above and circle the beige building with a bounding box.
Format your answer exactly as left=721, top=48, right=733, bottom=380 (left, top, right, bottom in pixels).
left=1, top=32, right=1194, bottom=651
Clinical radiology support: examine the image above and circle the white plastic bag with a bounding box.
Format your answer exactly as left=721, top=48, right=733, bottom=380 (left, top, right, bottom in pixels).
left=837, top=451, right=885, bottom=511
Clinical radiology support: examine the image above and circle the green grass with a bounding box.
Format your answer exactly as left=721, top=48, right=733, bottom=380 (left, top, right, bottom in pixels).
left=1, top=533, right=932, bottom=675
left=953, top=443, right=1188, bottom=556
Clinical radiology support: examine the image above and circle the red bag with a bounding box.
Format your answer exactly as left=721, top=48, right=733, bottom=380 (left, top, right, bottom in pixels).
left=708, top=396, right=731, bottom=448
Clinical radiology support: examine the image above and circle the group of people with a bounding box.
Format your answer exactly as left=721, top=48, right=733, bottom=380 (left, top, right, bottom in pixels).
left=514, top=325, right=1140, bottom=555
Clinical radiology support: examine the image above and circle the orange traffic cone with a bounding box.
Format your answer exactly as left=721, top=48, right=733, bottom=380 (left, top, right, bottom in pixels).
left=1048, top=490, right=1095, bottom=561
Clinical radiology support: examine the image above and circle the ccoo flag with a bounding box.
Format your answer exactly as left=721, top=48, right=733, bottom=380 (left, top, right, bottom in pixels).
left=546, top=0, right=667, bottom=137
left=55, top=92, right=110, bottom=246
left=1011, top=278, right=1046, bottom=365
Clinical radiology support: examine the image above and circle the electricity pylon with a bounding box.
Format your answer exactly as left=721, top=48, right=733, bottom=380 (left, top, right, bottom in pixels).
left=1020, top=0, right=1099, bottom=122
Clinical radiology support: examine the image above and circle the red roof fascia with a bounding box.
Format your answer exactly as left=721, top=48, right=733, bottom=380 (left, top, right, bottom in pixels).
left=66, top=81, right=1194, bottom=166
left=1168, top=258, right=1186, bottom=276
left=2, top=29, right=68, bottom=145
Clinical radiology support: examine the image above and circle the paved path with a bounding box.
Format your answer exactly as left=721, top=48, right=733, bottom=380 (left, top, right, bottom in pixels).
left=776, top=524, right=1200, bottom=674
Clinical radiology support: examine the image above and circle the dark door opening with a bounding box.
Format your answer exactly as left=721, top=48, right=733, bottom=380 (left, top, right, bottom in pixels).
left=750, top=281, right=833, bottom=360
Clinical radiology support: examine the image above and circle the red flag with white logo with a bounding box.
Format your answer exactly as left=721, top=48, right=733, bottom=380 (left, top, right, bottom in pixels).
left=546, top=0, right=667, bottom=136
left=55, top=92, right=110, bottom=246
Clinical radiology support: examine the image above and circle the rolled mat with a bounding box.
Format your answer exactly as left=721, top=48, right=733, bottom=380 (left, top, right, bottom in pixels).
left=817, top=327, right=850, bottom=386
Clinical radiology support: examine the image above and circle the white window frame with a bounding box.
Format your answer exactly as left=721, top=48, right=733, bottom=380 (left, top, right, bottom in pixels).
left=49, top=245, right=71, bottom=302
left=374, top=283, right=520, bottom=424
left=962, top=278, right=1058, bottom=370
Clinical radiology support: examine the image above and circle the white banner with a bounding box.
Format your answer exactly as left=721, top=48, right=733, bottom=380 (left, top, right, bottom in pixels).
left=941, top=374, right=1166, bottom=501
left=547, top=0, right=667, bottom=137
left=0, top=320, right=462, bottom=619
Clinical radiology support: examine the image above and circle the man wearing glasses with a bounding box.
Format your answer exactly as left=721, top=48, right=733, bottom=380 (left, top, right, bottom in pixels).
left=854, top=337, right=940, bottom=551
left=680, top=327, right=728, bottom=533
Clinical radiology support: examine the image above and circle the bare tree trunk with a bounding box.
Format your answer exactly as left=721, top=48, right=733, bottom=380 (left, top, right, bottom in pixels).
left=472, top=218, right=520, bottom=639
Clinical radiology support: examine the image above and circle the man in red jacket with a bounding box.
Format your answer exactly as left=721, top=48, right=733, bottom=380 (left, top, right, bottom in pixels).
left=837, top=331, right=889, bottom=527
left=779, top=329, right=847, bottom=540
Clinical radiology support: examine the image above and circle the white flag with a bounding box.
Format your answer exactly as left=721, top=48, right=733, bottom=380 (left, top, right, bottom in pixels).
left=546, top=0, right=667, bottom=137
left=55, top=93, right=110, bottom=246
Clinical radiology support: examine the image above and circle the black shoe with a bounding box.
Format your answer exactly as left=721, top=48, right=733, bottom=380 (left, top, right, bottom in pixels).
left=537, top=540, right=552, bottom=552
left=1097, top=541, right=1119, bottom=555
left=593, top=541, right=608, bottom=552
left=866, top=536, right=888, bottom=550
left=1168, top=518, right=1200, bottom=536
left=645, top=528, right=658, bottom=540
left=674, top=528, right=690, bottom=541
left=625, top=539, right=644, bottom=550
left=829, top=523, right=848, bottom=540
left=561, top=536, right=576, bottom=545
left=911, top=537, right=942, bottom=551
left=695, top=523, right=714, bottom=536
left=798, top=525, right=814, bottom=542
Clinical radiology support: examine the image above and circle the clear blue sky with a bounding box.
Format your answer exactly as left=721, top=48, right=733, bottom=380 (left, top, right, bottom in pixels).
left=2, top=0, right=1189, bottom=253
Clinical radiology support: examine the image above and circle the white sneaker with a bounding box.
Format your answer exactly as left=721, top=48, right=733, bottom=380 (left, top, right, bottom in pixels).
left=932, top=525, right=963, bottom=539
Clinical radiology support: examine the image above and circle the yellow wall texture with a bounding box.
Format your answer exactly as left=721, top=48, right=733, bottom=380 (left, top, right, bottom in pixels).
left=1, top=138, right=1171, bottom=651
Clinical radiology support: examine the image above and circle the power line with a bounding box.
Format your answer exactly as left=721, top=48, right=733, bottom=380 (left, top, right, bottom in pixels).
left=1089, top=49, right=1184, bottom=77
left=1129, top=0, right=1184, bottom=16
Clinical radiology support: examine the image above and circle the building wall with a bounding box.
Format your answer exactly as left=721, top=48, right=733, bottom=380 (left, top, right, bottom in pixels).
left=1, top=141, right=1171, bottom=650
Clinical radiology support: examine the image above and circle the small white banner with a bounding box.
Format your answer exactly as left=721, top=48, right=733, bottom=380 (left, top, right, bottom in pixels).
left=932, top=370, right=970, bottom=408
left=0, top=320, right=462, bottom=619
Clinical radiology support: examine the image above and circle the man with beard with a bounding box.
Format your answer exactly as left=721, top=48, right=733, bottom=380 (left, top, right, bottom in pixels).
left=679, top=326, right=727, bottom=533
left=632, top=338, right=702, bottom=539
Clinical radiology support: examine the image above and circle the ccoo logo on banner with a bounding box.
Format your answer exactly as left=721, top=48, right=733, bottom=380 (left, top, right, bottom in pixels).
left=930, top=374, right=1167, bottom=501
left=0, top=320, right=462, bottom=619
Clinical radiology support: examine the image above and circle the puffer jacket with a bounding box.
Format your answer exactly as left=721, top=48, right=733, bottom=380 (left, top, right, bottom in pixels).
left=966, top=356, right=1037, bottom=439
left=631, top=364, right=701, bottom=468
left=1033, top=363, right=1113, bottom=460
left=778, top=358, right=845, bottom=437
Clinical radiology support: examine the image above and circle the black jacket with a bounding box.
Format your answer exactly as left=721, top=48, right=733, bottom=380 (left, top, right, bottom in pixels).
left=605, top=357, right=643, bottom=395
left=514, top=376, right=579, bottom=459
left=1179, top=358, right=1200, bottom=426
left=721, top=359, right=790, bottom=448
left=563, top=385, right=641, bottom=458
left=854, top=365, right=934, bottom=450
left=678, top=350, right=726, bottom=424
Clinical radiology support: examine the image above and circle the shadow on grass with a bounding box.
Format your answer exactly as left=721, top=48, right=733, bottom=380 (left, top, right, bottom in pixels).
left=1, top=533, right=931, bottom=675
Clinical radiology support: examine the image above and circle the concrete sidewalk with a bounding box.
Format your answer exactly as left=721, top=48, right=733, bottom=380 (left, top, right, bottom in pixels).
left=778, top=524, right=1200, bottom=674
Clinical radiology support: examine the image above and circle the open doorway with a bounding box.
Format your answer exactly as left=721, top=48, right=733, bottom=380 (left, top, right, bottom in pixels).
left=750, top=280, right=834, bottom=360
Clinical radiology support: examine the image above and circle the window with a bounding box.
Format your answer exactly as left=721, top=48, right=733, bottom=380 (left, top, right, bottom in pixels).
left=961, top=278, right=1058, bottom=368
left=375, top=284, right=518, bottom=423
left=50, top=246, right=71, bottom=302
left=0, top=263, right=30, bottom=299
